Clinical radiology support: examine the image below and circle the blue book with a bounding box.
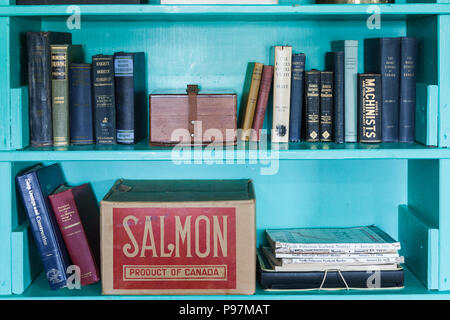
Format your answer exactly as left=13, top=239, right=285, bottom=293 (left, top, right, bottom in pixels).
left=69, top=63, right=94, bottom=145
left=326, top=51, right=345, bottom=144
left=331, top=40, right=358, bottom=143
left=16, top=164, right=70, bottom=290
left=364, top=37, right=401, bottom=142
left=114, top=52, right=147, bottom=144
left=399, top=37, right=417, bottom=143
left=289, top=53, right=306, bottom=142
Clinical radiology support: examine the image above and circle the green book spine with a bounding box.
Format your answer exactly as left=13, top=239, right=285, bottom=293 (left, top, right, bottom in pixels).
left=51, top=44, right=83, bottom=146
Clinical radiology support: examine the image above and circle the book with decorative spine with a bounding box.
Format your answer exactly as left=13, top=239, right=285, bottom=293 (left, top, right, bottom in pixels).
left=320, top=71, right=333, bottom=142
left=250, top=65, right=274, bottom=142
left=51, top=44, right=83, bottom=147
left=305, top=70, right=321, bottom=142
left=358, top=73, right=382, bottom=143
left=289, top=53, right=306, bottom=142
left=271, top=46, right=292, bottom=143
left=240, top=62, right=263, bottom=141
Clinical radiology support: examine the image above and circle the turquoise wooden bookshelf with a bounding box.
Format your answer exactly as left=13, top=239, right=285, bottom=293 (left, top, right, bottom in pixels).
left=0, top=1, right=450, bottom=300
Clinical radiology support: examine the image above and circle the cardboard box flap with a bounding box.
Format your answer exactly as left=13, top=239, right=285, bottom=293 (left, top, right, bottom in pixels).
left=103, top=179, right=255, bottom=202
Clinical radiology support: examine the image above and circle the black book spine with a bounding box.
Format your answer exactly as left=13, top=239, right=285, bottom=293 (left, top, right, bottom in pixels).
left=326, top=51, right=345, bottom=144
left=399, top=37, right=417, bottom=143
left=305, top=70, right=321, bottom=142
left=289, top=53, right=306, bottom=142
left=358, top=73, right=382, bottom=143
left=69, top=63, right=94, bottom=145
left=93, top=55, right=116, bottom=145
left=26, top=32, right=72, bottom=147
left=320, top=71, right=333, bottom=142
left=114, top=52, right=146, bottom=144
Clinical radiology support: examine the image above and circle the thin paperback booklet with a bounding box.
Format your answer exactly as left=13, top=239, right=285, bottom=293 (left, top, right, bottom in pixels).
left=266, top=225, right=401, bottom=255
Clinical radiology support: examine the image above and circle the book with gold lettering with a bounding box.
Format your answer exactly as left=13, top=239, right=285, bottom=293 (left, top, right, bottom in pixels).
left=50, top=44, right=83, bottom=146
left=240, top=62, right=263, bottom=141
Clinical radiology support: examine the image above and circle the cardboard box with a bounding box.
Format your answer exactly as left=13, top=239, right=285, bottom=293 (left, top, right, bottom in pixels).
left=100, top=179, right=256, bottom=295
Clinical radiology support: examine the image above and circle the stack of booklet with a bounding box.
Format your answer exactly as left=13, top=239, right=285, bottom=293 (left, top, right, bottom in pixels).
left=258, top=225, right=405, bottom=290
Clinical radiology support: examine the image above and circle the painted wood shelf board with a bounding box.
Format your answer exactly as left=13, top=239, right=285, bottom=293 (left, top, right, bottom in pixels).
left=2, top=267, right=449, bottom=300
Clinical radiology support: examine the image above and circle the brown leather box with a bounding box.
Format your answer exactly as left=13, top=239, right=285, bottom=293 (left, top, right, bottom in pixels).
left=149, top=85, right=237, bottom=146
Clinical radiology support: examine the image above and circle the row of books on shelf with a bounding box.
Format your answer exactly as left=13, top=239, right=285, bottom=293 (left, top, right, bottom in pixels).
left=241, top=37, right=417, bottom=144
left=27, top=31, right=146, bottom=147
left=16, top=163, right=404, bottom=292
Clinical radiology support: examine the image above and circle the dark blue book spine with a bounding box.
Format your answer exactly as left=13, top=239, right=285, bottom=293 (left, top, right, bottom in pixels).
left=399, top=37, right=417, bottom=143
left=16, top=168, right=70, bottom=290
left=69, top=63, right=94, bottom=145
left=305, top=70, right=321, bottom=142
left=93, top=55, right=116, bottom=145
left=326, top=51, right=345, bottom=144
left=364, top=38, right=401, bottom=142
left=289, top=53, right=306, bottom=142
left=114, top=52, right=146, bottom=144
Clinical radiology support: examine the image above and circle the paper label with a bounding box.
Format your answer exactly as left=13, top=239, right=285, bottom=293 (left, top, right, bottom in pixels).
left=113, top=207, right=236, bottom=289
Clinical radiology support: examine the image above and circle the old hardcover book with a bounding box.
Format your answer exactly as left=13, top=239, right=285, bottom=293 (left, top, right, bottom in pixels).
left=271, top=46, right=292, bottom=143
left=16, top=164, right=70, bottom=290
left=114, top=52, right=147, bottom=144
left=69, top=63, right=94, bottom=145
left=27, top=32, right=72, bottom=147
left=320, top=71, right=333, bottom=142
left=240, top=62, right=263, bottom=141
left=305, top=70, right=321, bottom=142
left=331, top=40, right=358, bottom=143
left=93, top=55, right=116, bottom=145
left=289, top=53, right=306, bottom=142
left=250, top=65, right=274, bottom=142
left=364, top=37, right=401, bottom=142
left=358, top=73, right=382, bottom=143
left=51, top=44, right=83, bottom=146
left=49, top=184, right=100, bottom=286
left=399, top=37, right=417, bottom=143
left=266, top=225, right=401, bottom=255
left=326, top=51, right=345, bottom=144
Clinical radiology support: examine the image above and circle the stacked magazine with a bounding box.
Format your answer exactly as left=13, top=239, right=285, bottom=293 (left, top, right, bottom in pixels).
left=258, top=225, right=405, bottom=290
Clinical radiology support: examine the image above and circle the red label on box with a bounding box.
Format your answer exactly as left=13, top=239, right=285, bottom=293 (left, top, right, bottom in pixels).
left=113, top=207, right=236, bottom=290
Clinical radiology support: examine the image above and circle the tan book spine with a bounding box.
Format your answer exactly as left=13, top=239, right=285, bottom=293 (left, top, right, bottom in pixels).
left=272, top=46, right=292, bottom=143
left=240, top=62, right=263, bottom=141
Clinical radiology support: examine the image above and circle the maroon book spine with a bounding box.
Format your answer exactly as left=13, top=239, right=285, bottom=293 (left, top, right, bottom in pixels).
left=250, top=65, right=274, bottom=142
left=49, top=184, right=100, bottom=286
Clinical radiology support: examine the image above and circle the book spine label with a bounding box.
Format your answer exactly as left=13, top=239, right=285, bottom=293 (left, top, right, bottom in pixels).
left=305, top=71, right=321, bottom=142
left=250, top=65, right=274, bottom=142
left=114, top=54, right=136, bottom=144
left=16, top=173, right=69, bottom=290
left=332, top=52, right=345, bottom=143
left=399, top=37, right=417, bottom=143
left=358, top=74, right=382, bottom=143
left=69, top=64, right=94, bottom=145
left=27, top=32, right=53, bottom=147
left=289, top=53, right=306, bottom=142
left=320, top=71, right=333, bottom=142
left=49, top=189, right=100, bottom=286
left=241, top=62, right=263, bottom=141
left=51, top=45, right=70, bottom=146
left=93, top=55, right=116, bottom=144
left=272, top=46, right=292, bottom=143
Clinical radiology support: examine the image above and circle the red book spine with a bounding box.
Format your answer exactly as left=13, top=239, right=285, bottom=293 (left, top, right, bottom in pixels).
left=250, top=65, right=274, bottom=142
left=49, top=187, right=100, bottom=286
